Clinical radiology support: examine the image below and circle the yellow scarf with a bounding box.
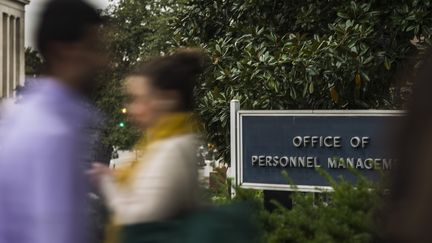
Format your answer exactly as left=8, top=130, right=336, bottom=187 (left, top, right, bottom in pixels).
left=105, top=112, right=197, bottom=243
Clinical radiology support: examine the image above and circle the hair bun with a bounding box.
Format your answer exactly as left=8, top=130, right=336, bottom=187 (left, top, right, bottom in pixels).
left=171, top=48, right=210, bottom=76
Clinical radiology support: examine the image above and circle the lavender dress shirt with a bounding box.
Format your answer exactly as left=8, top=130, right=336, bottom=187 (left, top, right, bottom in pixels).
left=0, top=78, right=99, bottom=243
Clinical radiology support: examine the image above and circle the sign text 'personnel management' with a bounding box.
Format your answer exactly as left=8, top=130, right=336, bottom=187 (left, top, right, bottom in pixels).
left=251, top=135, right=393, bottom=171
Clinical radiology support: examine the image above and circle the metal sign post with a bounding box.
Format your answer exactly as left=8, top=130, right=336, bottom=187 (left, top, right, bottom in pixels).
left=229, top=100, right=240, bottom=197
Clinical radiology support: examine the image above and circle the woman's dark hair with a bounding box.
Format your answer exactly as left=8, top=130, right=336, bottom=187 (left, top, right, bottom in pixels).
left=131, top=49, right=209, bottom=112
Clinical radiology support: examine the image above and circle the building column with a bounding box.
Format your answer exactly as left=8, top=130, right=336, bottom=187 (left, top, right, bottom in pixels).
left=2, top=13, right=9, bottom=98
left=9, top=15, right=15, bottom=98
left=0, top=12, right=3, bottom=99
left=14, top=17, right=21, bottom=93
left=17, top=16, right=24, bottom=87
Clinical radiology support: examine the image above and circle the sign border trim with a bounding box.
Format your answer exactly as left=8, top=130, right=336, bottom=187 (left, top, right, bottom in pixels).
left=236, top=109, right=405, bottom=192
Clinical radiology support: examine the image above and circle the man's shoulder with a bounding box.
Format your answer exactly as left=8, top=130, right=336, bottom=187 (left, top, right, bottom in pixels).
left=0, top=99, right=73, bottom=143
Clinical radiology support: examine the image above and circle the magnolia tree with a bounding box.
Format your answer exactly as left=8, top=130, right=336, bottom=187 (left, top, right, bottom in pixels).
left=171, top=0, right=432, bottom=161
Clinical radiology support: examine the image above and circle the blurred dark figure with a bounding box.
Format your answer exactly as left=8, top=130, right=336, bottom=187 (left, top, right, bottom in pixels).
left=0, top=1, right=106, bottom=243
left=383, top=51, right=432, bottom=243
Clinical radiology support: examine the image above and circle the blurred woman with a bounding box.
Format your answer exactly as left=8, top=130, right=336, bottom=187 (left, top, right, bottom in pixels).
left=89, top=49, right=207, bottom=243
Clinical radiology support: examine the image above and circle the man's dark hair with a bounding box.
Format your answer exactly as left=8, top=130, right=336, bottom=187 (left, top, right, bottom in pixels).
left=36, top=0, right=103, bottom=59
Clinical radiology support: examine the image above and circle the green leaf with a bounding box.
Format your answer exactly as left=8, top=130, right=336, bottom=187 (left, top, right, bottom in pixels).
left=309, top=82, right=314, bottom=94
left=384, top=57, right=391, bottom=70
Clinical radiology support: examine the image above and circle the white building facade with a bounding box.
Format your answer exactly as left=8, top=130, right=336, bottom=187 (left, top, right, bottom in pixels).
left=0, top=0, right=29, bottom=100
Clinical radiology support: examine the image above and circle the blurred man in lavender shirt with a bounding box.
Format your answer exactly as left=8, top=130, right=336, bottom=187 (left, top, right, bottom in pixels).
left=0, top=1, right=107, bottom=243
